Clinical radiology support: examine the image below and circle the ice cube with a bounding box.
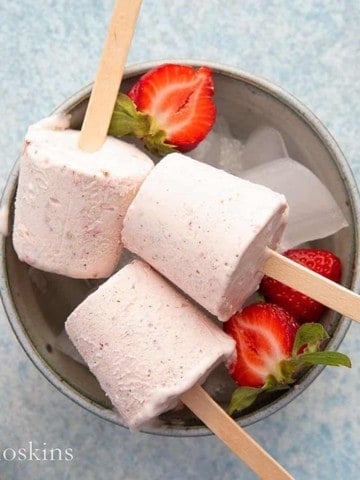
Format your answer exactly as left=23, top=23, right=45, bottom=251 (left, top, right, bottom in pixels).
left=213, top=114, right=233, bottom=137
left=190, top=115, right=243, bottom=171
left=190, top=129, right=221, bottom=166
left=190, top=115, right=230, bottom=166
left=241, top=158, right=349, bottom=250
left=218, top=136, right=244, bottom=175
left=240, top=126, right=289, bottom=169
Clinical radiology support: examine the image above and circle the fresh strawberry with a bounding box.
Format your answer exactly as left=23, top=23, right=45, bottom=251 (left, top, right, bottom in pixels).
left=225, top=303, right=351, bottom=415
left=224, top=303, right=299, bottom=388
left=260, top=248, right=342, bottom=323
left=128, top=64, right=216, bottom=151
left=108, top=64, right=216, bottom=155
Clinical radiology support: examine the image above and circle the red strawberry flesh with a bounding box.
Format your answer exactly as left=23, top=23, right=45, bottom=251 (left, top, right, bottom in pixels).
left=128, top=64, right=216, bottom=151
left=224, top=303, right=299, bottom=388
left=260, top=249, right=342, bottom=323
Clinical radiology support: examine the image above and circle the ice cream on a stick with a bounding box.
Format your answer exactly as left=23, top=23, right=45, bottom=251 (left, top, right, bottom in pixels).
left=66, top=260, right=294, bottom=480
left=122, top=153, right=360, bottom=323
left=13, top=116, right=153, bottom=278
left=122, top=153, right=289, bottom=321
left=13, top=0, right=145, bottom=278
left=66, top=260, right=235, bottom=429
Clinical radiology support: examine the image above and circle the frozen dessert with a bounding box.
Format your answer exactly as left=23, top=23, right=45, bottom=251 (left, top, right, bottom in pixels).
left=13, top=115, right=154, bottom=278
left=65, top=260, right=235, bottom=429
left=122, top=153, right=288, bottom=321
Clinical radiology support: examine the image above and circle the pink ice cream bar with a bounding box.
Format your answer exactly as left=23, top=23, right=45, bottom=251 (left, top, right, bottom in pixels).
left=13, top=115, right=154, bottom=279
left=122, top=153, right=288, bottom=321
left=65, top=260, right=235, bottom=430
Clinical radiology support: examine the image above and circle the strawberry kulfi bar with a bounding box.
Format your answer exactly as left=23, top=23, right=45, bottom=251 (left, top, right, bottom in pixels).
left=65, top=260, right=235, bottom=430
left=13, top=115, right=154, bottom=278
left=122, top=154, right=288, bottom=321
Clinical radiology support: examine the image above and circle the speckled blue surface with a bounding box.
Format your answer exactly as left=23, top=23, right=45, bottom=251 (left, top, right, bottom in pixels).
left=1, top=1, right=360, bottom=479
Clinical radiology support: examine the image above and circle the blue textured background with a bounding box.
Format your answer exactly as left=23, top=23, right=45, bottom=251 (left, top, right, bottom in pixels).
left=1, top=1, right=359, bottom=479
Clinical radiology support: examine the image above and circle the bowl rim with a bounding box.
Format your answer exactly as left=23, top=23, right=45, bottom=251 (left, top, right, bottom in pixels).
left=1, top=60, right=359, bottom=437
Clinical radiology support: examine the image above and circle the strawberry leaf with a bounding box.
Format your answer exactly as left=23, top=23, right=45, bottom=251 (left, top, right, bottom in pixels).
left=109, top=93, right=151, bottom=138
left=292, top=323, right=329, bottom=356
left=109, top=93, right=176, bottom=156
left=298, top=351, right=351, bottom=368
left=263, top=375, right=291, bottom=392
left=144, top=130, right=176, bottom=156
left=278, top=358, right=300, bottom=382
left=227, top=376, right=290, bottom=415
left=227, top=386, right=263, bottom=415
left=256, top=293, right=266, bottom=303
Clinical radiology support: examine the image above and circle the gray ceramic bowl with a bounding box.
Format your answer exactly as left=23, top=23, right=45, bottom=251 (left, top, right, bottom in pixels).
left=1, top=61, right=359, bottom=436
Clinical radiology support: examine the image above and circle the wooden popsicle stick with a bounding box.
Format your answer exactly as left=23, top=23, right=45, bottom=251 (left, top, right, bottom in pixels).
left=181, top=385, right=294, bottom=480
left=263, top=249, right=360, bottom=323
left=78, top=0, right=142, bottom=152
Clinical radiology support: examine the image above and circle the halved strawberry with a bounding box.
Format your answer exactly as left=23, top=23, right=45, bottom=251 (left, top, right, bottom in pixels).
left=225, top=302, right=351, bottom=415
left=260, top=249, right=342, bottom=323
left=128, top=64, right=216, bottom=151
left=108, top=64, right=216, bottom=155
left=224, top=303, right=299, bottom=388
